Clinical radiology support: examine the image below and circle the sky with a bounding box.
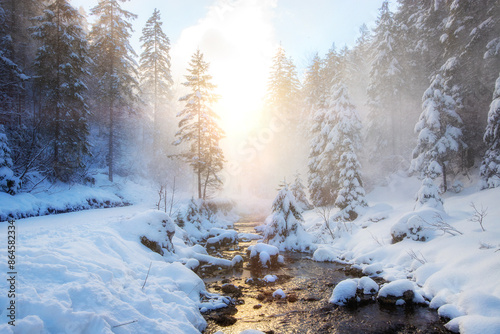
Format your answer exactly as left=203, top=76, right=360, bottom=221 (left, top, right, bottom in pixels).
left=71, top=0, right=389, bottom=192
left=72, top=0, right=388, bottom=134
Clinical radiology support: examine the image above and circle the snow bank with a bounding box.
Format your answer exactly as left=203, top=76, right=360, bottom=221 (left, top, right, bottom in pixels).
left=306, top=174, right=500, bottom=332
left=0, top=205, right=228, bottom=333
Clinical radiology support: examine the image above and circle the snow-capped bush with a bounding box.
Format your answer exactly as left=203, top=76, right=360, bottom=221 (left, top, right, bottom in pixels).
left=264, top=183, right=313, bottom=251
left=391, top=209, right=440, bottom=243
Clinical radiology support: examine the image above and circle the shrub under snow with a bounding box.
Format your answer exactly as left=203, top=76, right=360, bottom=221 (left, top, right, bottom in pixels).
left=263, top=184, right=313, bottom=251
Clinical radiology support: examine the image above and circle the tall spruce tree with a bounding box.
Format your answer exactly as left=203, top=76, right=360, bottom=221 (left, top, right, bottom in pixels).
left=266, top=45, right=301, bottom=123
left=0, top=1, right=27, bottom=116
left=31, top=0, right=91, bottom=181
left=330, top=82, right=366, bottom=221
left=480, top=73, right=500, bottom=189
left=89, top=0, right=138, bottom=182
left=307, top=46, right=341, bottom=207
left=139, top=8, right=172, bottom=158
left=366, top=1, right=405, bottom=172
left=174, top=49, right=225, bottom=199
left=410, top=73, right=466, bottom=192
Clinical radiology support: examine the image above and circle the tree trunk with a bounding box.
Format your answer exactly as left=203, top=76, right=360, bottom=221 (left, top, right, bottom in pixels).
left=108, top=99, right=114, bottom=182
left=442, top=162, right=447, bottom=193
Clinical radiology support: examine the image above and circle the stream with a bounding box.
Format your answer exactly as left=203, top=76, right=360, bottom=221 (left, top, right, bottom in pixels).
left=201, top=217, right=451, bottom=334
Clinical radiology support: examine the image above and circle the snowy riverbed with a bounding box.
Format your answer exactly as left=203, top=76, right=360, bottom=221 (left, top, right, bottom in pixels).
left=304, top=174, right=500, bottom=334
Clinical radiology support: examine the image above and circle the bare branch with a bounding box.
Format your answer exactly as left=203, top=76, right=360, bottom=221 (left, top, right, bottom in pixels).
left=469, top=202, right=487, bottom=232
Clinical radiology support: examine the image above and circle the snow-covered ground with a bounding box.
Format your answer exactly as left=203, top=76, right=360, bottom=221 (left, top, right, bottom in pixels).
left=1, top=172, right=499, bottom=334
left=305, top=174, right=500, bottom=334
left=0, top=175, right=240, bottom=333
left=0, top=201, right=237, bottom=333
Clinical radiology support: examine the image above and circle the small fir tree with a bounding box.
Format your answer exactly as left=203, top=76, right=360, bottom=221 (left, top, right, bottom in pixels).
left=415, top=177, right=444, bottom=211
left=264, top=183, right=309, bottom=251
left=481, top=73, right=500, bottom=189
left=290, top=173, right=312, bottom=212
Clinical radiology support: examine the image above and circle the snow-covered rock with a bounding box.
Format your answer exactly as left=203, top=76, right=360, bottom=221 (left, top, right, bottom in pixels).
left=264, top=274, right=278, bottom=283
left=272, top=288, right=286, bottom=299
left=247, top=243, right=280, bottom=269
left=377, top=279, right=424, bottom=305
left=329, top=279, right=358, bottom=306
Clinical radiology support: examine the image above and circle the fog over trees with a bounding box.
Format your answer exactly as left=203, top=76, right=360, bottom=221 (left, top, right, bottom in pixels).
left=0, top=0, right=499, bottom=206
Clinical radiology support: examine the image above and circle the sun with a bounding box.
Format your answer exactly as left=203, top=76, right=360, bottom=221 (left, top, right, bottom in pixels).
left=215, top=78, right=265, bottom=138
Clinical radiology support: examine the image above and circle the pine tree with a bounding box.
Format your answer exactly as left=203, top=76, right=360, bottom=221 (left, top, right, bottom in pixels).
left=439, top=0, right=499, bottom=168
left=481, top=73, right=500, bottom=189
left=0, top=1, right=27, bottom=115
left=302, top=53, right=323, bottom=131
left=31, top=0, right=91, bottom=181
left=264, top=182, right=309, bottom=251
left=330, top=83, right=367, bottom=221
left=174, top=49, right=225, bottom=199
left=290, top=173, right=312, bottom=212
left=265, top=45, right=301, bottom=123
left=0, top=125, right=19, bottom=194
left=307, top=46, right=341, bottom=207
left=308, top=103, right=332, bottom=207
left=410, top=73, right=466, bottom=192
left=139, top=8, right=173, bottom=158
left=366, top=1, right=406, bottom=172
left=89, top=0, right=138, bottom=182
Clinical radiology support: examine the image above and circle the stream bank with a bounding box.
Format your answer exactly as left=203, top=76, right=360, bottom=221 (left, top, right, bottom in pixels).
left=201, top=218, right=451, bottom=334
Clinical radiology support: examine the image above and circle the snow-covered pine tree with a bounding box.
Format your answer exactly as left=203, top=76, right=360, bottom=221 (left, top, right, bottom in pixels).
left=174, top=49, right=225, bottom=199
left=346, top=24, right=371, bottom=109
left=265, top=45, right=301, bottom=123
left=139, top=8, right=173, bottom=158
left=290, top=173, right=312, bottom=212
left=308, top=104, right=331, bottom=207
left=415, top=177, right=444, bottom=211
left=264, top=182, right=310, bottom=251
left=31, top=0, right=91, bottom=181
left=89, top=0, right=139, bottom=182
left=410, top=73, right=466, bottom=192
left=0, top=1, right=27, bottom=116
left=308, top=46, right=341, bottom=207
left=481, top=73, right=500, bottom=189
left=329, top=82, right=367, bottom=221
left=365, top=0, right=406, bottom=174
left=302, top=53, right=323, bottom=133
left=441, top=0, right=499, bottom=166
left=0, top=125, right=19, bottom=194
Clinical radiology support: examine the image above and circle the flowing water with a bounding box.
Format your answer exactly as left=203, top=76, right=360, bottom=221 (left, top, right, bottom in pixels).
left=201, top=218, right=451, bottom=334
